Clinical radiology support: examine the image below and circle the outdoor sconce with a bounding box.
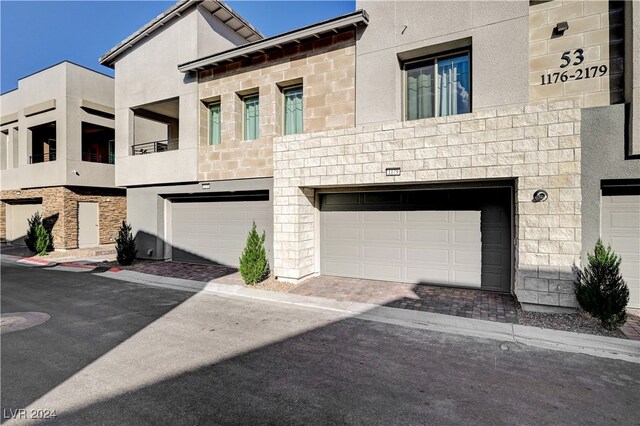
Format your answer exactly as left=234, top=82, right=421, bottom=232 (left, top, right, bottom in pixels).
left=554, top=21, right=569, bottom=35
left=532, top=189, right=548, bottom=203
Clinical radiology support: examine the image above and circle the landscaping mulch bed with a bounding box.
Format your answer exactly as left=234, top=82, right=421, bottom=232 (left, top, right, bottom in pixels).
left=516, top=307, right=626, bottom=339
left=250, top=276, right=297, bottom=293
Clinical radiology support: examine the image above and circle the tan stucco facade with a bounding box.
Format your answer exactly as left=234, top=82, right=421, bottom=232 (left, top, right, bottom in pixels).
left=196, top=30, right=356, bottom=181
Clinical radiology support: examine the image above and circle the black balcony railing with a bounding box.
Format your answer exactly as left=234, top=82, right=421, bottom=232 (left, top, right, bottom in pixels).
left=82, top=151, right=115, bottom=164
left=131, top=139, right=178, bottom=156
left=29, top=150, right=56, bottom=164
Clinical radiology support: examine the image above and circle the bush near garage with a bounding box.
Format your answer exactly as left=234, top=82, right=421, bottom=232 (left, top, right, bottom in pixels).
left=116, top=221, right=137, bottom=266
left=575, top=239, right=629, bottom=330
left=24, top=212, right=43, bottom=253
left=239, top=222, right=269, bottom=285
left=34, top=225, right=51, bottom=256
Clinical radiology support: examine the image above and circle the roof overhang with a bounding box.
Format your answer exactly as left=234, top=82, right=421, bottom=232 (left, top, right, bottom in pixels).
left=99, top=0, right=262, bottom=68
left=177, top=9, right=369, bottom=73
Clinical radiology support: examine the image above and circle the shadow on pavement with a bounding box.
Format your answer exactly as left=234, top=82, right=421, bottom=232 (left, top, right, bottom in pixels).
left=0, top=263, right=195, bottom=418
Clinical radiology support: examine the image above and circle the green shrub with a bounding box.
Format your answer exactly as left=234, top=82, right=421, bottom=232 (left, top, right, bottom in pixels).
left=34, top=225, right=51, bottom=256
left=25, top=212, right=42, bottom=253
left=116, top=221, right=137, bottom=266
left=239, top=222, right=269, bottom=285
left=575, top=239, right=629, bottom=330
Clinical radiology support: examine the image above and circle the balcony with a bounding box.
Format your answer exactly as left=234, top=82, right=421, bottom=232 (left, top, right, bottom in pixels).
left=82, top=122, right=115, bottom=164
left=131, top=97, right=179, bottom=156
left=29, top=149, right=56, bottom=164
left=29, top=121, right=56, bottom=164
left=131, top=139, right=179, bottom=156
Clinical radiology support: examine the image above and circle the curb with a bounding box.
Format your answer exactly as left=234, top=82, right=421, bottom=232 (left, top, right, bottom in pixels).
left=94, top=269, right=640, bottom=364
left=15, top=257, right=56, bottom=267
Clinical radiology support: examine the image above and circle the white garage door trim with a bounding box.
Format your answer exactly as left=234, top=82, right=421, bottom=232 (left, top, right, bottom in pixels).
left=601, top=194, right=640, bottom=309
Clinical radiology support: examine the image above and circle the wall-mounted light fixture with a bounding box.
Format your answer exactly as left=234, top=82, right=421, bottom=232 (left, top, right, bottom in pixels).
left=532, top=189, right=548, bottom=203
left=554, top=21, right=569, bottom=35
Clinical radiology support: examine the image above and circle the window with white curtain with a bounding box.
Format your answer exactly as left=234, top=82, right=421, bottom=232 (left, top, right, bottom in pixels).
left=405, top=51, right=470, bottom=120
left=283, top=86, right=303, bottom=135
left=243, top=95, right=260, bottom=140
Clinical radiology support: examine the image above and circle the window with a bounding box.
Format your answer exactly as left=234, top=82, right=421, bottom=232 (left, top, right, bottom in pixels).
left=209, top=103, right=221, bottom=145
left=405, top=51, right=470, bottom=120
left=283, top=86, right=303, bottom=135
left=243, top=95, right=260, bottom=140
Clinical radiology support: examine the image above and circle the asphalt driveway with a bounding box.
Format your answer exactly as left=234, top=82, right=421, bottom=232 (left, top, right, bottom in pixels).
left=2, top=262, right=639, bottom=425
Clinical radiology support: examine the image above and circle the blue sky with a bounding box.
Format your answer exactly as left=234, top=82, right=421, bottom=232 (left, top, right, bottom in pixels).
left=0, top=1, right=354, bottom=93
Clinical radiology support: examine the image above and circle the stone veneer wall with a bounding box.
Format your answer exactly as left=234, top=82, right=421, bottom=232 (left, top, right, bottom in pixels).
left=0, top=186, right=126, bottom=249
left=196, top=30, right=356, bottom=181
left=273, top=100, right=583, bottom=308
left=529, top=0, right=625, bottom=107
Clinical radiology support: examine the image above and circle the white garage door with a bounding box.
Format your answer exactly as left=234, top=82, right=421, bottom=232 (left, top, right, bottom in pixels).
left=601, top=195, right=640, bottom=309
left=7, top=203, right=42, bottom=245
left=170, top=200, right=272, bottom=267
left=321, top=210, right=482, bottom=287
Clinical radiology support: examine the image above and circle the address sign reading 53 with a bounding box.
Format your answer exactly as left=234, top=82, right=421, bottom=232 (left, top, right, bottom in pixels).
left=540, top=48, right=608, bottom=85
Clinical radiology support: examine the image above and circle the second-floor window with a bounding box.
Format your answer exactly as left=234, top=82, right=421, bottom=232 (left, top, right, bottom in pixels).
left=209, top=103, right=221, bottom=145
left=244, top=95, right=260, bottom=141
left=284, top=86, right=303, bottom=135
left=405, top=51, right=470, bottom=120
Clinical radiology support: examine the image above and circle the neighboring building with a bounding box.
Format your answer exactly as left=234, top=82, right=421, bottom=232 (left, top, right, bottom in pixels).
left=103, top=0, right=639, bottom=312
left=0, top=61, right=126, bottom=249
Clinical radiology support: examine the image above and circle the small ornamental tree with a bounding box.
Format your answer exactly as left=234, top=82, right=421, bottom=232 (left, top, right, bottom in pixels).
left=116, top=221, right=137, bottom=266
left=575, top=239, right=629, bottom=330
left=239, top=222, right=269, bottom=285
left=34, top=225, right=51, bottom=256
left=25, top=212, right=43, bottom=253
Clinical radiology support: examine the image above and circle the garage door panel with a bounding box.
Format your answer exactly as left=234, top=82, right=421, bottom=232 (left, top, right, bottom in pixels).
left=362, top=246, right=402, bottom=260
left=601, top=194, right=640, bottom=309
left=323, top=244, right=361, bottom=257
left=406, top=248, right=450, bottom=263
left=363, top=211, right=402, bottom=222
left=324, top=226, right=360, bottom=240
left=363, top=227, right=402, bottom=241
left=171, top=199, right=272, bottom=267
left=407, top=210, right=448, bottom=223
left=454, top=250, right=482, bottom=265
left=406, top=267, right=449, bottom=284
left=407, top=228, right=449, bottom=243
left=454, top=229, right=482, bottom=244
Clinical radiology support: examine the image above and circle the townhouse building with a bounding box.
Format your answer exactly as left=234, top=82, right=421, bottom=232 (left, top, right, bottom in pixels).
left=0, top=62, right=126, bottom=249
left=102, top=0, right=639, bottom=312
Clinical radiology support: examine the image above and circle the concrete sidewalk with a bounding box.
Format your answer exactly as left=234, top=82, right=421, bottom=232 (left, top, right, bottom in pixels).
left=94, top=268, right=640, bottom=364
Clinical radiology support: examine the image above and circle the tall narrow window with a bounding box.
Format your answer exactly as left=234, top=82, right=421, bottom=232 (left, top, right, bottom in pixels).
left=244, top=95, right=260, bottom=141
left=284, top=86, right=303, bottom=135
left=209, top=103, right=221, bottom=145
left=405, top=51, right=470, bottom=120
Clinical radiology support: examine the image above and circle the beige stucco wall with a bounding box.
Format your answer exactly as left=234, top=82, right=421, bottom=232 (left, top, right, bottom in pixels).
left=529, top=0, right=625, bottom=107
left=113, top=6, right=248, bottom=187
left=355, top=0, right=530, bottom=125
left=0, top=62, right=116, bottom=191
left=196, top=30, right=356, bottom=181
